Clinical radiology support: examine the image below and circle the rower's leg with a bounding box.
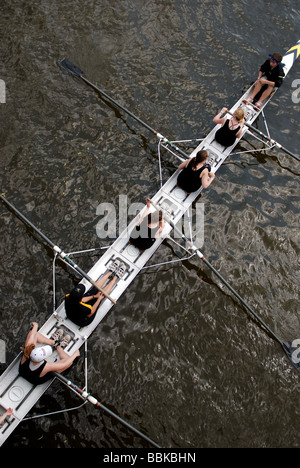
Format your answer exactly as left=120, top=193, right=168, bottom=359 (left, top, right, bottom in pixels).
left=94, top=276, right=118, bottom=303
left=250, top=80, right=263, bottom=99
left=93, top=258, right=122, bottom=289
left=94, top=271, right=112, bottom=289
left=36, top=332, right=54, bottom=346
left=93, top=262, right=126, bottom=305
left=259, top=84, right=274, bottom=103
left=102, top=276, right=118, bottom=296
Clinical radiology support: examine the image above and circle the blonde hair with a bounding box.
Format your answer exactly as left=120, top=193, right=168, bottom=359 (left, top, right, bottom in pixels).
left=234, top=108, right=245, bottom=121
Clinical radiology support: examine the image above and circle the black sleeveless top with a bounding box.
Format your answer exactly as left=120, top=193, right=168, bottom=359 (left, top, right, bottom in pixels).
left=65, top=291, right=96, bottom=327
left=129, top=219, right=160, bottom=251
left=177, top=163, right=211, bottom=193
left=19, top=358, right=53, bottom=385
left=215, top=119, right=241, bottom=147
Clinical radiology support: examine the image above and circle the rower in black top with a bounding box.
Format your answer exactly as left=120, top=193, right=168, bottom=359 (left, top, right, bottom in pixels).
left=213, top=107, right=245, bottom=147
left=244, top=52, right=285, bottom=109
left=19, top=322, right=79, bottom=385
left=129, top=198, right=164, bottom=251
left=177, top=150, right=215, bottom=193
left=65, top=260, right=126, bottom=327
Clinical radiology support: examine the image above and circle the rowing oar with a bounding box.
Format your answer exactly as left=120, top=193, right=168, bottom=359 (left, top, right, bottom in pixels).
left=53, top=372, right=161, bottom=448
left=58, top=58, right=189, bottom=161
left=226, top=109, right=300, bottom=162
left=149, top=198, right=300, bottom=372
left=0, top=194, right=116, bottom=305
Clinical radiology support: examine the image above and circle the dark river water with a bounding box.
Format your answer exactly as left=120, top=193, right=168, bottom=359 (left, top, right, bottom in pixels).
left=0, top=0, right=299, bottom=449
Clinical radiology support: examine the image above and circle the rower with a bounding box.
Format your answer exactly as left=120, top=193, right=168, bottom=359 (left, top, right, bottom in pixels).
left=243, top=52, right=285, bottom=109
left=19, top=323, right=79, bottom=385
left=212, top=107, right=245, bottom=147
left=129, top=198, right=164, bottom=252
left=65, top=259, right=126, bottom=327
left=176, top=150, right=215, bottom=193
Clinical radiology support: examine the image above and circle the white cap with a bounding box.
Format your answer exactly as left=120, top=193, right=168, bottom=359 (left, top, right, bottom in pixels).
left=30, top=345, right=53, bottom=363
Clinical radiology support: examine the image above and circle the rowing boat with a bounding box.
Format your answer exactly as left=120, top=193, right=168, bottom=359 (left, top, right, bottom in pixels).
left=0, top=40, right=299, bottom=447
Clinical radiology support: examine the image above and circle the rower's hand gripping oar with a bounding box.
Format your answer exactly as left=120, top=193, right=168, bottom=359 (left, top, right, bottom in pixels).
left=149, top=198, right=300, bottom=372
left=225, top=109, right=300, bottom=162
left=0, top=195, right=116, bottom=305
left=58, top=59, right=189, bottom=161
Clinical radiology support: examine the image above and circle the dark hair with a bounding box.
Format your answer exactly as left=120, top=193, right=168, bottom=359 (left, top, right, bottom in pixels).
left=68, top=284, right=85, bottom=302
left=272, top=53, right=282, bottom=63
left=190, top=150, right=208, bottom=169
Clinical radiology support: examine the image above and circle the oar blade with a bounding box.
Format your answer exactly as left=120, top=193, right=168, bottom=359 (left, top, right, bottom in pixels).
left=282, top=340, right=300, bottom=372
left=58, top=59, right=84, bottom=78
